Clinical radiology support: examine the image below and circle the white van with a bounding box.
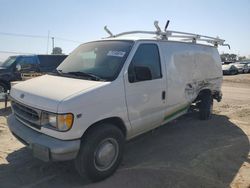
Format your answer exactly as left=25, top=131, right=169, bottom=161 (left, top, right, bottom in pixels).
left=7, top=22, right=227, bottom=181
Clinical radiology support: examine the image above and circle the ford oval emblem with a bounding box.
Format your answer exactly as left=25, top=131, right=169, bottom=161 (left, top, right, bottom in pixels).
left=20, top=93, right=25, bottom=99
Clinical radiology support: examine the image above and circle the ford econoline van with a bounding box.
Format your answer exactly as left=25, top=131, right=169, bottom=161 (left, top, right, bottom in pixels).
left=7, top=23, right=226, bottom=181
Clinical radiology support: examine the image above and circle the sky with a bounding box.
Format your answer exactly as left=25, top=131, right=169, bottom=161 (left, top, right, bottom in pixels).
left=0, top=0, right=250, bottom=61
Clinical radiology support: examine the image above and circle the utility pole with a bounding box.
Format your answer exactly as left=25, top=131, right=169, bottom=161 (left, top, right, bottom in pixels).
left=46, top=30, right=50, bottom=54
left=52, top=37, right=55, bottom=53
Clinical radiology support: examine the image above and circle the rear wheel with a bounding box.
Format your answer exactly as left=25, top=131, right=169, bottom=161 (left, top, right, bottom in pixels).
left=74, top=124, right=125, bottom=182
left=199, top=91, right=213, bottom=120
left=0, top=83, right=7, bottom=98
left=0, top=83, right=7, bottom=92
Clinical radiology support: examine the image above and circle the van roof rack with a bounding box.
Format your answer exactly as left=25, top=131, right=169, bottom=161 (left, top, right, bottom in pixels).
left=104, top=20, right=230, bottom=49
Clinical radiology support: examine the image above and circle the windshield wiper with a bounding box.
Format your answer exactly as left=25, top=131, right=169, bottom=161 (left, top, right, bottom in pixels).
left=67, top=71, right=105, bottom=81
left=48, top=69, right=63, bottom=76
left=50, top=70, right=106, bottom=81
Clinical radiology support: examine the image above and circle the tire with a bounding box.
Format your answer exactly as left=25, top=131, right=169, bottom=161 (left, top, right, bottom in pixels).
left=230, top=70, right=235, bottom=75
left=199, top=91, right=213, bottom=120
left=0, top=83, right=7, bottom=94
left=74, top=124, right=125, bottom=182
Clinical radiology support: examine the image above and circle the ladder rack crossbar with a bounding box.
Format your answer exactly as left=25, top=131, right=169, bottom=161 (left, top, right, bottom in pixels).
left=109, top=30, right=226, bottom=47
left=104, top=21, right=229, bottom=48
left=167, top=30, right=223, bottom=41
left=114, top=31, right=158, bottom=38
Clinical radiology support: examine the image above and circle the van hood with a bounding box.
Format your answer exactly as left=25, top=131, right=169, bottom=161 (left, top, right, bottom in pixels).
left=10, top=74, right=109, bottom=112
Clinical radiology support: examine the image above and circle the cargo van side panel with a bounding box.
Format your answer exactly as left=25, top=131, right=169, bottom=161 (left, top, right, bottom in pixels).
left=160, top=42, right=222, bottom=115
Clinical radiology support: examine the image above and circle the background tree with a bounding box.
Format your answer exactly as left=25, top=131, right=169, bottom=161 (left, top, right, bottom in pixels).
left=52, top=47, right=63, bottom=55
left=238, top=56, right=246, bottom=61
left=220, top=53, right=237, bottom=62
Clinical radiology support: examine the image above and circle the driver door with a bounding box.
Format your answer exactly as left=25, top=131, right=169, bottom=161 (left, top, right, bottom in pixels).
left=124, top=43, right=166, bottom=135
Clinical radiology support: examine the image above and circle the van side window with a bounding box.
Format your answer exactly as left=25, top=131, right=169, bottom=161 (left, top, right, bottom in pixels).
left=128, top=44, right=162, bottom=83
left=18, top=57, right=36, bottom=70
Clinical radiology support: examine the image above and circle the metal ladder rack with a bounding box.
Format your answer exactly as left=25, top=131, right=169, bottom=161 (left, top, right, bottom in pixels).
left=104, top=21, right=230, bottom=49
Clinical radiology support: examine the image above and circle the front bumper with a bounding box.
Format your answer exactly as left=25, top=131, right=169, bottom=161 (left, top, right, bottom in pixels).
left=7, top=114, right=80, bottom=162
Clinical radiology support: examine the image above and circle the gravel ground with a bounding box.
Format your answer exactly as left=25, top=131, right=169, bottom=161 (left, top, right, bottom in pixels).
left=0, top=74, right=250, bottom=188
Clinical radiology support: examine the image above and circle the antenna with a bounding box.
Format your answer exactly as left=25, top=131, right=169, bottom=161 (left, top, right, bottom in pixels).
left=104, top=26, right=114, bottom=37
left=164, top=20, right=170, bottom=31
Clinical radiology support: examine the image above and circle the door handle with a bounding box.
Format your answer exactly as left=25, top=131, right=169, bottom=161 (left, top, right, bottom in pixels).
left=162, top=91, right=166, bottom=100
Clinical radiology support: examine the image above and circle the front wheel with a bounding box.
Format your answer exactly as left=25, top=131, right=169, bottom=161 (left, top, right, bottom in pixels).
left=199, top=91, right=213, bottom=120
left=74, top=124, right=125, bottom=182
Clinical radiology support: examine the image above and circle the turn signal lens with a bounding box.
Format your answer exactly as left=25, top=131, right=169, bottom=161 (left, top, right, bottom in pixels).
left=57, top=114, right=74, bottom=131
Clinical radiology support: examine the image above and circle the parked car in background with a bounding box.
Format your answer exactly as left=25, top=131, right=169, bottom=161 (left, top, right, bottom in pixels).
left=0, top=55, right=67, bottom=93
left=238, top=61, right=250, bottom=73
left=233, top=62, right=249, bottom=73
left=223, top=61, right=234, bottom=65
left=222, top=63, right=238, bottom=75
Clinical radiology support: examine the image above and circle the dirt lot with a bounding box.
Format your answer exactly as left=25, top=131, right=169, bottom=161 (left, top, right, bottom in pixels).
left=0, top=74, right=250, bottom=188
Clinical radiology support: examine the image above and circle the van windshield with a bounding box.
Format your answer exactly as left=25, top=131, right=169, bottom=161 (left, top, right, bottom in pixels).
left=0, top=56, right=17, bottom=67
left=57, top=41, right=133, bottom=81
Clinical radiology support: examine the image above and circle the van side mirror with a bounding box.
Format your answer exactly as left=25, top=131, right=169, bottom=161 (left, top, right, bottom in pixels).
left=134, top=66, right=152, bottom=81
left=16, top=64, right=21, bottom=71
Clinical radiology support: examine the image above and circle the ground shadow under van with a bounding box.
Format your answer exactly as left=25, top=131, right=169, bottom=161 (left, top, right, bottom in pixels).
left=0, top=113, right=249, bottom=188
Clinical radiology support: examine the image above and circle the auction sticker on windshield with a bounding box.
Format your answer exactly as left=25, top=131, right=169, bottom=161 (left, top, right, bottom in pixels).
left=107, top=51, right=126, bottom=57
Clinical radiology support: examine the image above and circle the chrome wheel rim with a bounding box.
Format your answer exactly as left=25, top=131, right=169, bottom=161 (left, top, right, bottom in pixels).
left=209, top=100, right=213, bottom=117
left=0, top=85, right=5, bottom=99
left=0, top=85, right=5, bottom=93
left=94, top=138, right=119, bottom=171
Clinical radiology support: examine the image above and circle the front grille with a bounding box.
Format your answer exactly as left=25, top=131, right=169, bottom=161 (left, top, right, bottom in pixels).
left=11, top=100, right=41, bottom=130
left=12, top=102, right=39, bottom=121
left=15, top=113, right=41, bottom=130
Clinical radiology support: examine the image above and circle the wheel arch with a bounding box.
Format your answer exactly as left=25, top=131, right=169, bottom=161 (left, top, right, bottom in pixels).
left=194, top=88, right=212, bottom=102
left=81, top=117, right=127, bottom=140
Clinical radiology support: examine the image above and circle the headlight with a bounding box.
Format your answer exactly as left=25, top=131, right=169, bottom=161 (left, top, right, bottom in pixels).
left=41, top=112, right=74, bottom=131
